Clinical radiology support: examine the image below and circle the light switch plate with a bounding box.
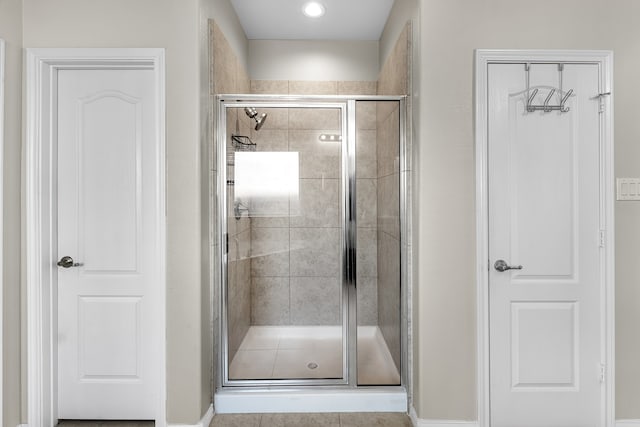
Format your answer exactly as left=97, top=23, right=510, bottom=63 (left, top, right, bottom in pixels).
left=617, top=178, right=640, bottom=201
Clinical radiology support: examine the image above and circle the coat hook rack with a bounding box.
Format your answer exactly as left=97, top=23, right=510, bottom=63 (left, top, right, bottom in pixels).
left=525, top=63, right=573, bottom=113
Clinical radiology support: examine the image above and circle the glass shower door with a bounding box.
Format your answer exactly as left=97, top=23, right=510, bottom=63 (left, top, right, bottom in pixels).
left=354, top=100, right=402, bottom=386
left=221, top=102, right=348, bottom=384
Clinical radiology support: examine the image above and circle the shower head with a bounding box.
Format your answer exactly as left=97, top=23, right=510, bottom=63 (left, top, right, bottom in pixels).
left=244, top=107, right=268, bottom=131
left=254, top=112, right=267, bottom=131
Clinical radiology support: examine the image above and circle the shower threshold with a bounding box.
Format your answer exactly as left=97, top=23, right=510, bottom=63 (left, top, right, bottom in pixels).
left=214, top=388, right=408, bottom=414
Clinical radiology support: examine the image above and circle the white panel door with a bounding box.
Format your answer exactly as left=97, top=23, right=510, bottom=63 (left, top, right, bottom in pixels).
left=488, top=63, right=603, bottom=426
left=57, top=69, right=160, bottom=419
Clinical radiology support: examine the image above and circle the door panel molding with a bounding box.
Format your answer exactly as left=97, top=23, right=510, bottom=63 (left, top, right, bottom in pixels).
left=26, top=48, right=166, bottom=426
left=474, top=50, right=614, bottom=427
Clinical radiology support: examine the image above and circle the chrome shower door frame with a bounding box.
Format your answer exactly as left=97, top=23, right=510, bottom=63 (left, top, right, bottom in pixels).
left=215, top=95, right=408, bottom=391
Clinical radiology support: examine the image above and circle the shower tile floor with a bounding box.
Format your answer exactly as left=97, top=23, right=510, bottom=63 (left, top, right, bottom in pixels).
left=229, top=326, right=400, bottom=384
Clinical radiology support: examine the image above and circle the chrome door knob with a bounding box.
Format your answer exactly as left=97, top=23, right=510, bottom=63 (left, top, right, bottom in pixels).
left=494, top=259, right=523, bottom=272
left=57, top=256, right=83, bottom=268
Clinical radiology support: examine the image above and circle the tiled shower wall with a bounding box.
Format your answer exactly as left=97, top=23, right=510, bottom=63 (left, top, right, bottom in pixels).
left=211, top=20, right=252, bottom=362
left=248, top=80, right=379, bottom=327
left=376, top=23, right=411, bottom=371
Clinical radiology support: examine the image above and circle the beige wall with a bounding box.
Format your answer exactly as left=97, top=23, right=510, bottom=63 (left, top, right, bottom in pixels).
left=0, top=0, right=23, bottom=425
left=248, top=40, right=379, bottom=81
left=22, top=0, right=207, bottom=423
left=379, top=0, right=418, bottom=68
left=211, top=20, right=253, bottom=365
left=209, top=0, right=249, bottom=73
left=416, top=0, right=640, bottom=420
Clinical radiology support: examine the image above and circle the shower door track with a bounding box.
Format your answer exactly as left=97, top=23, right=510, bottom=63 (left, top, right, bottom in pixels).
left=215, top=95, right=409, bottom=404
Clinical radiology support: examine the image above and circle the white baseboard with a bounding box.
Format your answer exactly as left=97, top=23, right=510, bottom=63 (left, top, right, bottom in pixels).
left=17, top=407, right=217, bottom=427
left=169, top=404, right=214, bottom=427
left=415, top=421, right=478, bottom=427
left=407, top=416, right=635, bottom=427
left=409, top=406, right=419, bottom=427
left=408, top=409, right=478, bottom=427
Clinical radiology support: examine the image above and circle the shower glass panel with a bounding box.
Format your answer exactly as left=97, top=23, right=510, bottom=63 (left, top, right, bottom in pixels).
left=355, top=100, right=402, bottom=386
left=222, top=103, right=347, bottom=384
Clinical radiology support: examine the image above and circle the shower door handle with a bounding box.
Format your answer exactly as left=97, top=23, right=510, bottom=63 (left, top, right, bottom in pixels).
left=494, top=259, right=523, bottom=272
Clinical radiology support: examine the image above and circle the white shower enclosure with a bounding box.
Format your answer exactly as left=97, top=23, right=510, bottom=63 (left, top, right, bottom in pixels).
left=213, top=95, right=409, bottom=411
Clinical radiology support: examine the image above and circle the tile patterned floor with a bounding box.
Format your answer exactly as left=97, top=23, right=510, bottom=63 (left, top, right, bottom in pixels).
left=57, top=412, right=413, bottom=427
left=211, top=412, right=413, bottom=426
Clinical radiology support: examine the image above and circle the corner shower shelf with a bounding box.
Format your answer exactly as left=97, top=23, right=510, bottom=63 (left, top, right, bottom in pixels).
left=227, top=134, right=256, bottom=167
left=231, top=134, right=256, bottom=151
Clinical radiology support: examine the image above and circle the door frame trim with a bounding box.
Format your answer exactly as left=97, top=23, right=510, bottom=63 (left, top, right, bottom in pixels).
left=474, top=49, right=615, bottom=427
left=26, top=48, right=166, bottom=426
left=0, top=38, right=5, bottom=426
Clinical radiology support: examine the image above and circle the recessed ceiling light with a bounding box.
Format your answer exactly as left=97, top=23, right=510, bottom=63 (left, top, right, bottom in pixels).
left=302, top=1, right=325, bottom=18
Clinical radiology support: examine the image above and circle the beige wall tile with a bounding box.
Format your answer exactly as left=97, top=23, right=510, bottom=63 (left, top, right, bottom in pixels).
left=251, top=277, right=290, bottom=325
left=289, top=130, right=341, bottom=179
left=212, top=22, right=237, bottom=94
left=356, top=179, right=377, bottom=228
left=290, top=228, right=341, bottom=277
left=234, top=229, right=251, bottom=260
left=258, top=107, right=289, bottom=130
left=289, top=107, right=341, bottom=130
left=377, top=24, right=409, bottom=96
left=377, top=105, right=400, bottom=177
left=356, top=100, right=377, bottom=130
left=357, top=228, right=378, bottom=278
left=250, top=128, right=288, bottom=151
left=356, top=277, right=378, bottom=326
left=228, top=259, right=251, bottom=360
left=251, top=227, right=290, bottom=277
left=377, top=173, right=400, bottom=240
left=289, top=80, right=338, bottom=95
left=339, top=81, right=377, bottom=96
left=356, top=129, right=377, bottom=179
left=236, top=59, right=250, bottom=94
left=250, top=80, right=289, bottom=94
left=377, top=230, right=401, bottom=370
left=290, top=277, right=342, bottom=325
left=290, top=178, right=341, bottom=228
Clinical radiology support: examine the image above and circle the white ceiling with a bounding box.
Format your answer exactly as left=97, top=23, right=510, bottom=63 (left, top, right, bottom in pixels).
left=230, top=0, right=395, bottom=41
